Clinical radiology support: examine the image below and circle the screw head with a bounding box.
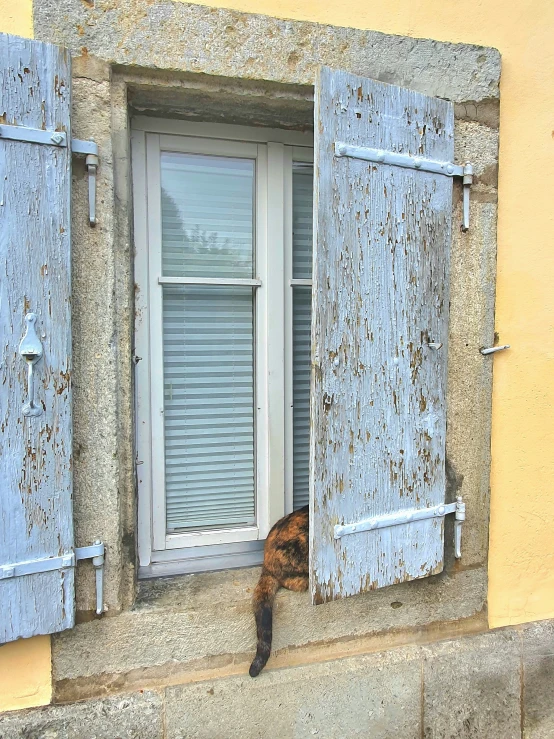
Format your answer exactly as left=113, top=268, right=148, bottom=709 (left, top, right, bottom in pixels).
left=51, top=133, right=64, bottom=145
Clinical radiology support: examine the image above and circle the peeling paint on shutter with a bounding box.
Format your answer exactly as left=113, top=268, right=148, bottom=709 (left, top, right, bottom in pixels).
left=0, top=34, right=74, bottom=641
left=310, top=67, right=453, bottom=604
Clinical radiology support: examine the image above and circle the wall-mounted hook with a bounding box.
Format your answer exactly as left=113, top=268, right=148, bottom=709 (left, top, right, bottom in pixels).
left=480, top=344, right=510, bottom=356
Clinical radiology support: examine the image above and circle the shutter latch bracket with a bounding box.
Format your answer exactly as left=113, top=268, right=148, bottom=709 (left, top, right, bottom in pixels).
left=71, top=139, right=99, bottom=227
left=334, top=496, right=466, bottom=558
left=0, top=124, right=98, bottom=227
left=1, top=541, right=105, bottom=616
left=335, top=142, right=474, bottom=232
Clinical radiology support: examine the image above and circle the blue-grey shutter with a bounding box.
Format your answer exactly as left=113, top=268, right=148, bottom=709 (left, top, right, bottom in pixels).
left=310, top=67, right=453, bottom=603
left=0, top=34, right=74, bottom=641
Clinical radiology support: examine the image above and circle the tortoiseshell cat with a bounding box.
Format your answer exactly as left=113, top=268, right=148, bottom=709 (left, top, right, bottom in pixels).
left=249, top=505, right=309, bottom=677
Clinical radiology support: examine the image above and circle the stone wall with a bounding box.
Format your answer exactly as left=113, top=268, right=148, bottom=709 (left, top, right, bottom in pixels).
left=2, top=620, right=554, bottom=738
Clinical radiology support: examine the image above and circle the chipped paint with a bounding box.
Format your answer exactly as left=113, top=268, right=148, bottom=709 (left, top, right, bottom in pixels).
left=0, top=34, right=74, bottom=642
left=310, top=68, right=452, bottom=604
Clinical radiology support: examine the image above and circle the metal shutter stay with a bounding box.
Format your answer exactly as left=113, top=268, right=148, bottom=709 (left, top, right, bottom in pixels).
left=0, top=122, right=99, bottom=226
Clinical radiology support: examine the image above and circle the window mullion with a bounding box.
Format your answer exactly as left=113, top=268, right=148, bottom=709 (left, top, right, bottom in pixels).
left=260, top=142, right=287, bottom=535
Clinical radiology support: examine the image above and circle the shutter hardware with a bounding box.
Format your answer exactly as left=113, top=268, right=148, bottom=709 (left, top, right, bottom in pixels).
left=0, top=541, right=105, bottom=615
left=335, top=142, right=473, bottom=232
left=480, top=344, right=510, bottom=355
left=0, top=123, right=99, bottom=227
left=334, top=496, right=466, bottom=559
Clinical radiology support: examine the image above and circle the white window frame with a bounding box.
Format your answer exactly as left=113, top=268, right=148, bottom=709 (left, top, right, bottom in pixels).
left=132, top=117, right=313, bottom=573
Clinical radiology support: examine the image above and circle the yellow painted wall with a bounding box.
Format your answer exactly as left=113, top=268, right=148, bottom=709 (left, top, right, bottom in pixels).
left=0, top=0, right=52, bottom=716
left=178, top=0, right=554, bottom=627
left=0, top=0, right=33, bottom=38
left=0, top=637, right=52, bottom=712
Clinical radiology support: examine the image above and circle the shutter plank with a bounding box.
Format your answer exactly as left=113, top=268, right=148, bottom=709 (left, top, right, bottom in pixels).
left=310, top=67, right=453, bottom=603
left=0, top=34, right=74, bottom=640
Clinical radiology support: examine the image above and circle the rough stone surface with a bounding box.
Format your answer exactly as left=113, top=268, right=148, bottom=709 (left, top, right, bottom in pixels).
left=70, top=68, right=125, bottom=615
left=0, top=692, right=163, bottom=739
left=12, top=622, right=554, bottom=737
left=423, top=631, right=522, bottom=739
left=523, top=620, right=554, bottom=738
left=33, top=1, right=500, bottom=104
left=52, top=567, right=486, bottom=691
left=165, top=647, right=422, bottom=739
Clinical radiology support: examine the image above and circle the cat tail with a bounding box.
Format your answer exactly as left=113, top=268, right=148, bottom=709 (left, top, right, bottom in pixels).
left=249, top=569, right=280, bottom=677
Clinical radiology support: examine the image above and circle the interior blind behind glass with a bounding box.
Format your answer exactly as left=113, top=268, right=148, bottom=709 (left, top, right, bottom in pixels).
left=160, top=152, right=256, bottom=532
left=292, top=164, right=313, bottom=510
left=161, top=152, right=254, bottom=279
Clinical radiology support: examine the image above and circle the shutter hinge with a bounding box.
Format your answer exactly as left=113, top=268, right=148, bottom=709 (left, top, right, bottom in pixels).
left=1, top=540, right=105, bottom=616
left=334, top=496, right=465, bottom=559
left=334, top=142, right=474, bottom=232
left=0, top=124, right=99, bottom=228
left=72, top=138, right=99, bottom=228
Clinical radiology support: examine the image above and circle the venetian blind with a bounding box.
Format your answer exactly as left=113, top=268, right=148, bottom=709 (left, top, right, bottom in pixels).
left=292, top=165, right=314, bottom=509
left=160, top=152, right=256, bottom=531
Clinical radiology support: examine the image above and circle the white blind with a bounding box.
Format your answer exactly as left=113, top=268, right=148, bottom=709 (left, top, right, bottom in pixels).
left=161, top=152, right=254, bottom=279
left=292, top=166, right=313, bottom=509
left=160, top=152, right=256, bottom=532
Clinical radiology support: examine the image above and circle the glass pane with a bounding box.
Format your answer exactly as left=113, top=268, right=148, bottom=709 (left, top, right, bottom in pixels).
left=161, top=152, right=254, bottom=279
left=162, top=284, right=255, bottom=531
left=292, top=165, right=313, bottom=280
left=292, top=287, right=311, bottom=510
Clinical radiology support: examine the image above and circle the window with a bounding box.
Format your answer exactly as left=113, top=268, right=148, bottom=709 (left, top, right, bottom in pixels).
left=134, top=68, right=456, bottom=599
left=133, top=120, right=314, bottom=573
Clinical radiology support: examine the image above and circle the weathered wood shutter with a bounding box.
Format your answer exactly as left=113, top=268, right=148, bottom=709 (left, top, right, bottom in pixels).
left=310, top=67, right=454, bottom=603
left=0, top=34, right=74, bottom=641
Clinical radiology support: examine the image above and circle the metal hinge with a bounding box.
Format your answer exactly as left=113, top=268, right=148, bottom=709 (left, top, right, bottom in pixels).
left=71, top=138, right=99, bottom=227
left=0, top=123, right=99, bottom=227
left=0, top=541, right=105, bottom=615
left=334, top=496, right=466, bottom=559
left=335, top=142, right=474, bottom=232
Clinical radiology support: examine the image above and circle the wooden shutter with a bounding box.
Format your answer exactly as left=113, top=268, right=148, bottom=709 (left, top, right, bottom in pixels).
left=310, top=67, right=454, bottom=603
left=0, top=34, right=74, bottom=641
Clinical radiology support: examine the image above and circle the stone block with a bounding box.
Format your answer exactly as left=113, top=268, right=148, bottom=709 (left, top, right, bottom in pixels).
left=52, top=567, right=486, bottom=698
left=423, top=630, right=521, bottom=739
left=0, top=691, right=163, bottom=739
left=165, top=647, right=421, bottom=739
left=523, top=620, right=554, bottom=739
left=34, top=1, right=500, bottom=104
